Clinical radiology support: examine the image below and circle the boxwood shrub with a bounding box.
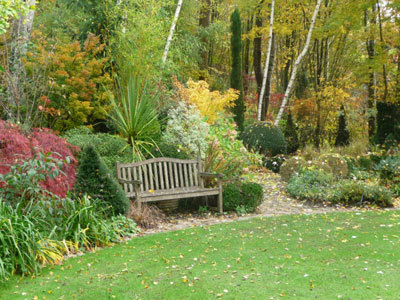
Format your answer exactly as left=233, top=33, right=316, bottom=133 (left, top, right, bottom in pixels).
left=240, top=121, right=287, bottom=156
left=223, top=181, right=264, bottom=213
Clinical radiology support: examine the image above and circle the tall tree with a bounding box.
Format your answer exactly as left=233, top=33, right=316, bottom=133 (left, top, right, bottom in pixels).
left=275, top=0, right=323, bottom=126
left=162, top=0, right=184, bottom=64
left=199, top=0, right=211, bottom=74
left=364, top=5, right=376, bottom=138
left=230, top=8, right=245, bottom=131
left=257, top=0, right=275, bottom=121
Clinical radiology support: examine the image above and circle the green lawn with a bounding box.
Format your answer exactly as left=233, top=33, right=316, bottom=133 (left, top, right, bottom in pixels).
left=1, top=211, right=400, bottom=299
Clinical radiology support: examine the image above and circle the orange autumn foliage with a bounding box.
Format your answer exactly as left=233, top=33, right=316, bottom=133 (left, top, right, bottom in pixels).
left=24, top=31, right=113, bottom=132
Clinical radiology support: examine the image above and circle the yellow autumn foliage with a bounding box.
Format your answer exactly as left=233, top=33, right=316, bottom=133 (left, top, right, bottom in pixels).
left=175, top=78, right=239, bottom=124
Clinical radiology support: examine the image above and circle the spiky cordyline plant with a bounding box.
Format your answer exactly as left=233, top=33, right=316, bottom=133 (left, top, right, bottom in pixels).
left=107, top=76, right=161, bottom=161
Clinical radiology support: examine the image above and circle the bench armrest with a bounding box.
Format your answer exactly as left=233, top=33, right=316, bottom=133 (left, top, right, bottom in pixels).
left=200, top=172, right=224, bottom=178
left=118, top=179, right=142, bottom=185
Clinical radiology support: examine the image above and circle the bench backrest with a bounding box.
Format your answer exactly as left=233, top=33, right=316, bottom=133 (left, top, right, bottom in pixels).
left=116, top=157, right=203, bottom=194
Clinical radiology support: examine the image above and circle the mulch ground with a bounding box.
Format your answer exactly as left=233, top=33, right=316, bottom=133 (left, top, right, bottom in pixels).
left=141, top=170, right=400, bottom=235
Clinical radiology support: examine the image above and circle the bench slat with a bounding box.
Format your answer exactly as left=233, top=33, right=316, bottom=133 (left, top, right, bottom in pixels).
left=154, top=163, right=159, bottom=190
left=178, top=163, right=183, bottom=188
left=163, top=161, right=169, bottom=189
left=188, top=163, right=193, bottom=187
left=143, top=164, right=149, bottom=191
left=193, top=163, right=198, bottom=186
left=168, top=162, right=174, bottom=188
left=173, top=162, right=179, bottom=188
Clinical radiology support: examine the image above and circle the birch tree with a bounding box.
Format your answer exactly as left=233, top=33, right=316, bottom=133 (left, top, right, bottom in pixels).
left=257, top=0, right=275, bottom=121
left=274, top=0, right=323, bottom=126
left=162, top=0, right=183, bottom=64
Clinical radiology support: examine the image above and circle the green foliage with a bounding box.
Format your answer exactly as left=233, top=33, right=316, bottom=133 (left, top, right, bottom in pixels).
left=375, top=155, right=400, bottom=179
left=74, top=146, right=129, bottom=216
left=223, top=181, right=264, bottom=213
left=241, top=121, right=287, bottom=157
left=163, top=102, right=209, bottom=158
left=230, top=8, right=245, bottom=132
left=330, top=180, right=393, bottom=207
left=222, top=183, right=242, bottom=212
left=241, top=182, right=264, bottom=211
left=208, top=116, right=261, bottom=175
left=107, top=76, right=161, bottom=161
left=0, top=202, right=43, bottom=281
left=151, top=141, right=190, bottom=160
left=287, top=169, right=393, bottom=207
left=63, top=128, right=132, bottom=174
left=0, top=152, right=66, bottom=207
left=0, top=0, right=31, bottom=34
left=263, top=155, right=287, bottom=173
left=284, top=113, right=299, bottom=154
left=287, top=170, right=335, bottom=202
left=335, top=105, right=350, bottom=147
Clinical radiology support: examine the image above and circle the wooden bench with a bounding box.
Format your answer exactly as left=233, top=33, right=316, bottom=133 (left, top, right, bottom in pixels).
left=116, top=158, right=223, bottom=213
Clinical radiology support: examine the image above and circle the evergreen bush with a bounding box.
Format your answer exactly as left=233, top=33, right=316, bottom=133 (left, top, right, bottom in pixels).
left=223, top=181, right=264, bottom=213
left=74, top=146, right=129, bottom=215
left=284, top=113, right=299, bottom=154
left=335, top=105, right=350, bottom=147
left=241, top=121, right=287, bottom=157
left=223, top=183, right=242, bottom=212
left=64, top=129, right=132, bottom=175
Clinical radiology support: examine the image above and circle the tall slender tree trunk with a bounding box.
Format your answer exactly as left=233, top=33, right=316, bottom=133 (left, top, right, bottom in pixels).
left=199, top=0, right=211, bottom=76
left=364, top=7, right=376, bottom=137
left=162, top=0, right=183, bottom=64
left=261, top=34, right=275, bottom=121
left=257, top=0, right=275, bottom=121
left=274, top=0, right=323, bottom=126
left=243, top=16, right=253, bottom=75
left=253, top=1, right=264, bottom=114
left=7, top=0, right=36, bottom=122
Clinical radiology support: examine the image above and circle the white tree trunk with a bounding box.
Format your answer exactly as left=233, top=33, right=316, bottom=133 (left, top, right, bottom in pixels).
left=257, top=0, right=275, bottom=121
left=162, top=0, right=183, bottom=64
left=274, top=0, right=323, bottom=126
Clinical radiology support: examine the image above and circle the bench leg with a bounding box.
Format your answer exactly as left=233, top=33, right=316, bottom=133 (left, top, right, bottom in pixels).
left=218, top=180, right=223, bottom=214
left=136, top=198, right=142, bottom=210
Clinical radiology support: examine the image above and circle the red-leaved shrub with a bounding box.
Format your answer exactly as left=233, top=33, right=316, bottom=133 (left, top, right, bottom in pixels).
left=0, top=120, right=79, bottom=197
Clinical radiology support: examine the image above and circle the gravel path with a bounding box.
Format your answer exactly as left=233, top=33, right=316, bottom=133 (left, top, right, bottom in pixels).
left=142, top=170, right=399, bottom=235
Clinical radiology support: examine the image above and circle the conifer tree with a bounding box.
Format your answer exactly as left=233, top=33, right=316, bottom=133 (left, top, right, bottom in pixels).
left=230, top=8, right=245, bottom=131
left=74, top=146, right=129, bottom=215
left=284, top=112, right=299, bottom=154
left=376, top=102, right=399, bottom=145
left=335, top=105, right=350, bottom=147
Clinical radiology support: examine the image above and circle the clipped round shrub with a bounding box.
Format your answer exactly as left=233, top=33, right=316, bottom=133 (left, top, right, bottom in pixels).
left=241, top=182, right=264, bottom=211
left=263, top=154, right=287, bottom=173
left=223, top=183, right=242, bottom=211
left=74, top=146, right=129, bottom=215
left=240, top=121, right=287, bottom=156
left=223, top=181, right=264, bottom=212
left=330, top=180, right=393, bottom=207
left=279, top=156, right=306, bottom=182
left=317, top=153, right=348, bottom=178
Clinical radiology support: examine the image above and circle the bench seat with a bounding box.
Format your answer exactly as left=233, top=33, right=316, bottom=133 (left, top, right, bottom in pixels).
left=116, top=157, right=223, bottom=213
